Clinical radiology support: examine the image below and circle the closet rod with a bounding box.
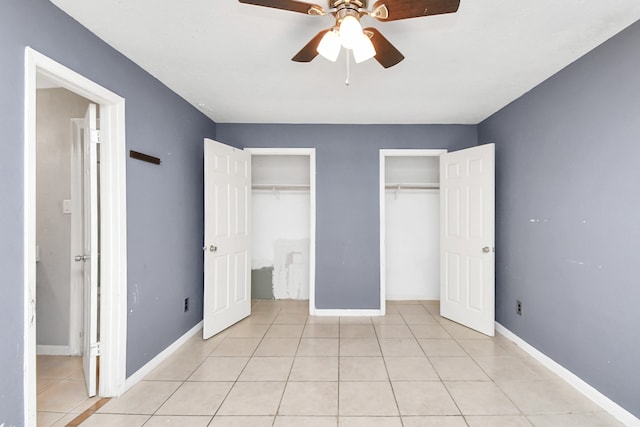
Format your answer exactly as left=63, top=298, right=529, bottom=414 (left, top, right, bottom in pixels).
left=252, top=184, right=310, bottom=191
left=385, top=183, right=440, bottom=190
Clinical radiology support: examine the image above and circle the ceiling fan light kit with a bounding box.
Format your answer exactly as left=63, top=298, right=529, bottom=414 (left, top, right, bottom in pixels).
left=239, top=0, right=460, bottom=68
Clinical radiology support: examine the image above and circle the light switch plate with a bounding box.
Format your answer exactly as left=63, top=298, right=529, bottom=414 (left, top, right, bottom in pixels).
left=63, top=199, right=72, bottom=214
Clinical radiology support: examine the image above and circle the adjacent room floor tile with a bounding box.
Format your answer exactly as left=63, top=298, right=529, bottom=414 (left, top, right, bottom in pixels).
left=279, top=382, right=338, bottom=416
left=465, top=415, right=534, bottom=427
left=417, top=339, right=466, bottom=356
left=79, top=414, right=150, bottom=427
left=290, top=357, right=338, bottom=381
left=208, top=415, right=275, bottom=427
left=392, top=381, right=460, bottom=416
left=340, top=324, right=376, bottom=338
left=374, top=324, right=414, bottom=338
left=155, top=381, right=232, bottom=415
left=37, top=379, right=92, bottom=413
left=298, top=338, right=340, bottom=356
left=499, top=379, right=601, bottom=414
left=338, top=416, right=403, bottom=426
left=217, top=382, right=285, bottom=415
left=378, top=338, right=424, bottom=357
left=402, top=416, right=467, bottom=427
left=237, top=356, right=294, bottom=382
left=144, top=354, right=205, bottom=381
left=209, top=338, right=261, bottom=356
left=274, top=416, right=338, bottom=427
left=340, top=338, right=382, bottom=356
left=98, top=381, right=181, bottom=415
left=188, top=357, right=249, bottom=381
left=384, top=356, right=439, bottom=381
left=429, top=357, right=490, bottom=381
left=444, top=381, right=520, bottom=415
left=339, top=357, right=388, bottom=381
left=303, top=323, right=340, bottom=338
left=254, top=338, right=301, bottom=356
left=226, top=323, right=270, bottom=338
left=526, top=412, right=625, bottom=427
left=266, top=324, right=305, bottom=338
left=339, top=382, right=398, bottom=416
left=408, top=324, right=452, bottom=339
left=143, top=415, right=213, bottom=427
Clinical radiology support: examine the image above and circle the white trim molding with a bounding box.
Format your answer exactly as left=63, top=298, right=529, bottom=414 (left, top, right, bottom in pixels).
left=313, top=309, right=383, bottom=317
left=124, top=322, right=203, bottom=391
left=244, top=148, right=317, bottom=316
left=36, top=345, right=72, bottom=356
left=25, top=47, right=128, bottom=426
left=496, top=322, right=640, bottom=427
left=379, top=149, right=447, bottom=316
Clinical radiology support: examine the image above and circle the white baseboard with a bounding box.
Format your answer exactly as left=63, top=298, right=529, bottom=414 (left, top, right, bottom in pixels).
left=311, top=309, right=383, bottom=317
left=124, top=321, right=203, bottom=392
left=495, top=322, right=640, bottom=427
left=386, top=295, right=440, bottom=301
left=36, top=345, right=71, bottom=356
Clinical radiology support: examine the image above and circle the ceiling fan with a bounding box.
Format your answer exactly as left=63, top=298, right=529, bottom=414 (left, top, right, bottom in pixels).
left=238, top=0, right=460, bottom=68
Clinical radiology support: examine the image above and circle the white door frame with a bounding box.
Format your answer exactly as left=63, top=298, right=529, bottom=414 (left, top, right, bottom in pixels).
left=245, top=148, right=317, bottom=315
left=379, top=149, right=446, bottom=315
left=24, top=47, right=128, bottom=426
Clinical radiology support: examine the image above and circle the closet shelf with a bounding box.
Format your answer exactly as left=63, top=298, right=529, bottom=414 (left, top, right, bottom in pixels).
left=252, top=184, right=310, bottom=191
left=385, top=183, right=440, bottom=190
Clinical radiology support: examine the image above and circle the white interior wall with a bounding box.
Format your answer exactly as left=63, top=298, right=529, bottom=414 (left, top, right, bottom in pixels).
left=36, top=87, right=90, bottom=351
left=385, top=190, right=440, bottom=300
left=252, top=155, right=310, bottom=300
left=385, top=155, right=440, bottom=301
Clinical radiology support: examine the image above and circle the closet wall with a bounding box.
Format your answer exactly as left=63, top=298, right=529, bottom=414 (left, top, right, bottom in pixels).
left=384, top=154, right=441, bottom=300
left=251, top=155, right=311, bottom=300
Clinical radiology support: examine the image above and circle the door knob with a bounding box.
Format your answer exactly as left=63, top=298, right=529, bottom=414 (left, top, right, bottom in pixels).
left=75, top=255, right=89, bottom=262
left=210, top=245, right=217, bottom=252
left=482, top=247, right=491, bottom=253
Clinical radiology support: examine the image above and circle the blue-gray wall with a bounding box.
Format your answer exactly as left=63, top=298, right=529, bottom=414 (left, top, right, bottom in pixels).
left=217, top=124, right=477, bottom=309
left=0, top=1, right=216, bottom=424
left=478, top=21, right=640, bottom=418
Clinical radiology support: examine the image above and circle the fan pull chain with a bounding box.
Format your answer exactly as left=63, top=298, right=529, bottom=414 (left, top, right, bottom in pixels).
left=345, top=50, right=350, bottom=86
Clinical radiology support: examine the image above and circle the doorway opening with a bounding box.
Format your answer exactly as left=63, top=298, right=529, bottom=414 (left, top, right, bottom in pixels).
left=24, top=47, right=128, bottom=426
left=246, top=148, right=316, bottom=314
left=379, top=149, right=446, bottom=314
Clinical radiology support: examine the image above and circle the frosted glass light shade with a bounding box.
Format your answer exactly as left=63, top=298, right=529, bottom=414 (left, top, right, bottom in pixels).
left=339, top=15, right=362, bottom=49
left=353, top=33, right=376, bottom=63
left=317, top=30, right=341, bottom=62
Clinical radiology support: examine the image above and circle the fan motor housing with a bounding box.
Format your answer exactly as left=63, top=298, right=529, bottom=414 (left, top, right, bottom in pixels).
left=331, top=0, right=366, bottom=21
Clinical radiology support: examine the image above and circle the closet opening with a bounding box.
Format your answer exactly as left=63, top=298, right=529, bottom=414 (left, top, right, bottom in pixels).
left=247, top=149, right=316, bottom=314
left=380, top=149, right=446, bottom=313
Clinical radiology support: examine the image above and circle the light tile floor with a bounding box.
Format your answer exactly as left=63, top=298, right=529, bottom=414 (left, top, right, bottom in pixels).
left=76, top=300, right=623, bottom=426
left=36, top=355, right=101, bottom=426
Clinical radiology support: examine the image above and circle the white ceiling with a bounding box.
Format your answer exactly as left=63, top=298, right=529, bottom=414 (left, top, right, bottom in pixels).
left=50, top=0, right=640, bottom=124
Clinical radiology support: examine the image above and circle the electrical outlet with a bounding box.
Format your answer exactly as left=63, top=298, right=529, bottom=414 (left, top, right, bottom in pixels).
left=184, top=297, right=189, bottom=312
left=516, top=300, right=522, bottom=316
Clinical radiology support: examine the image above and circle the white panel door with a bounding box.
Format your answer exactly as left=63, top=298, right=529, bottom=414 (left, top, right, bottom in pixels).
left=82, top=104, right=99, bottom=396
left=203, top=138, right=251, bottom=339
left=440, top=144, right=495, bottom=336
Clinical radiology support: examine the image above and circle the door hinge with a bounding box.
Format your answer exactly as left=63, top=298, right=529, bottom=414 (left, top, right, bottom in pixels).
left=90, top=342, right=101, bottom=357
left=90, top=129, right=102, bottom=144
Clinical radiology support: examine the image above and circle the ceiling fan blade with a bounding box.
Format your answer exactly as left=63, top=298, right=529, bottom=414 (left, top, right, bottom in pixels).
left=373, top=0, right=459, bottom=21
left=292, top=29, right=329, bottom=62
left=365, top=27, right=404, bottom=68
left=239, top=0, right=325, bottom=15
